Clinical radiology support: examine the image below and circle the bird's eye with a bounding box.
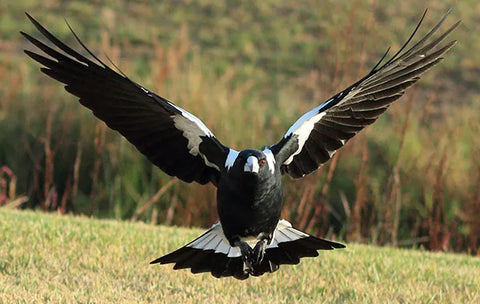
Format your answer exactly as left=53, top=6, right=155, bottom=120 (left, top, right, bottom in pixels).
left=259, top=159, right=266, bottom=167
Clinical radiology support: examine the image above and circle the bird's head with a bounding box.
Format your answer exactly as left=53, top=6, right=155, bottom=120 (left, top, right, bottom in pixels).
left=242, top=150, right=266, bottom=174
left=230, top=149, right=276, bottom=179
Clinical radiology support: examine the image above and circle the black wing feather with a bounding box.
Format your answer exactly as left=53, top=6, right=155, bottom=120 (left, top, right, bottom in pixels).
left=23, top=13, right=230, bottom=185
left=270, top=11, right=459, bottom=178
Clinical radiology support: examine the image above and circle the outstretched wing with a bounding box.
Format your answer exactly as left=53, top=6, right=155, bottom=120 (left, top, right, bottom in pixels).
left=22, top=13, right=230, bottom=185
left=269, top=10, right=459, bottom=178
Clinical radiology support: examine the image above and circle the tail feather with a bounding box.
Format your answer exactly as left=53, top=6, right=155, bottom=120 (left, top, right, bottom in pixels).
left=151, top=246, right=195, bottom=267
left=213, top=256, right=247, bottom=279
left=256, top=220, right=344, bottom=274
left=176, top=249, right=210, bottom=271
left=151, top=223, right=249, bottom=279
left=151, top=220, right=345, bottom=279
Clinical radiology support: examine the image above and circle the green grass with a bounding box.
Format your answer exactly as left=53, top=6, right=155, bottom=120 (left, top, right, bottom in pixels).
left=1, top=209, right=478, bottom=303
left=1, top=0, right=480, bottom=254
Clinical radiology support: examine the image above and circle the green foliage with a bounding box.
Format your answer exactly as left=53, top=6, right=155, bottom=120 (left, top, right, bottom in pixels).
left=1, top=0, right=479, bottom=253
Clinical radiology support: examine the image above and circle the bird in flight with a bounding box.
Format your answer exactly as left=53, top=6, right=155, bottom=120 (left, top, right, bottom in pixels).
left=22, top=10, right=458, bottom=280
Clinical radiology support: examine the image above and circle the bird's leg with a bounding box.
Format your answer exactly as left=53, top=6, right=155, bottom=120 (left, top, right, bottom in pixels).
left=234, top=239, right=253, bottom=270
left=233, top=233, right=271, bottom=275
left=252, top=233, right=271, bottom=266
left=252, top=239, right=267, bottom=266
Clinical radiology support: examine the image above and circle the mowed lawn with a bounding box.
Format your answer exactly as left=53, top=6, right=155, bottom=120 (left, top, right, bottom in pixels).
left=0, top=209, right=478, bottom=303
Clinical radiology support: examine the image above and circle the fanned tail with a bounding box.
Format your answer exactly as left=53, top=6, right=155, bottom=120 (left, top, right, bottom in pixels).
left=150, top=223, right=249, bottom=280
left=151, top=220, right=344, bottom=280
left=250, top=220, right=345, bottom=276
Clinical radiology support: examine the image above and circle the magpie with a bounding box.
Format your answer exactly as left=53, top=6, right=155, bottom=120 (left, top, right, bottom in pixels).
left=22, top=10, right=458, bottom=280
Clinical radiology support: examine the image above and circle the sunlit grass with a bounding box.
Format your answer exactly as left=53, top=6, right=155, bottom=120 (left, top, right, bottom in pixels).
left=1, top=0, right=479, bottom=253
left=0, top=209, right=479, bottom=303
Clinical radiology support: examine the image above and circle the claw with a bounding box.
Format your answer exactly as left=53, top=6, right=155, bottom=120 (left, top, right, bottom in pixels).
left=252, top=239, right=268, bottom=266
left=234, top=240, right=254, bottom=270
left=234, top=235, right=271, bottom=275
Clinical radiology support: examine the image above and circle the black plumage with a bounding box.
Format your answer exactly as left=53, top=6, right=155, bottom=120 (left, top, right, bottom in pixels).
left=22, top=10, right=458, bottom=279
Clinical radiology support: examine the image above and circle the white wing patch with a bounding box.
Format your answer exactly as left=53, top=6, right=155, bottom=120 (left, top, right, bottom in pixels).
left=285, top=99, right=332, bottom=138
left=225, top=149, right=239, bottom=170
left=186, top=222, right=241, bottom=258
left=168, top=101, right=214, bottom=137
left=263, top=148, right=276, bottom=174
left=282, top=88, right=357, bottom=166
left=140, top=88, right=218, bottom=170
left=268, top=219, right=309, bottom=248
left=284, top=110, right=327, bottom=165
left=167, top=101, right=220, bottom=170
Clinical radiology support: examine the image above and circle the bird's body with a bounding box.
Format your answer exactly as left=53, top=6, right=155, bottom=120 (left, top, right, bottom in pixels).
left=218, top=149, right=282, bottom=244
left=22, top=10, right=459, bottom=279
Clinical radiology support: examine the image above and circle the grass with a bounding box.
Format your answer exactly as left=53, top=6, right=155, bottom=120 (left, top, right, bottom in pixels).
left=1, top=209, right=479, bottom=303
left=1, top=0, right=480, bottom=253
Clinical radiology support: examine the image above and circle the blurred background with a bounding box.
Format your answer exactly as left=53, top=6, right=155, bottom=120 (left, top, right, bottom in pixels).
left=0, top=0, right=478, bottom=254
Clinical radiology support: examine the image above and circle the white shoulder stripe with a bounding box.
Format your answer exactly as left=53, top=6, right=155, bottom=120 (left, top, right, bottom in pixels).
left=167, top=101, right=221, bottom=171
left=263, top=148, right=276, bottom=174
left=284, top=111, right=326, bottom=165
left=168, top=101, right=213, bottom=137
left=225, top=149, right=239, bottom=170
left=285, top=99, right=332, bottom=137
left=282, top=89, right=356, bottom=166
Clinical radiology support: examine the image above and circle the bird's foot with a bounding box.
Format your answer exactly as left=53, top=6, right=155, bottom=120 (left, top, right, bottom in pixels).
left=234, top=239, right=254, bottom=270
left=252, top=238, right=268, bottom=266
left=235, top=236, right=270, bottom=276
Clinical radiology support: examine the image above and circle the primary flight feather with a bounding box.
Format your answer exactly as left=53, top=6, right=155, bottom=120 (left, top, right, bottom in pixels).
left=22, top=10, right=458, bottom=279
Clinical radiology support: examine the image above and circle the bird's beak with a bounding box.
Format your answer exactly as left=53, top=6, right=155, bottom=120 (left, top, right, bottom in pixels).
left=244, top=156, right=259, bottom=173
